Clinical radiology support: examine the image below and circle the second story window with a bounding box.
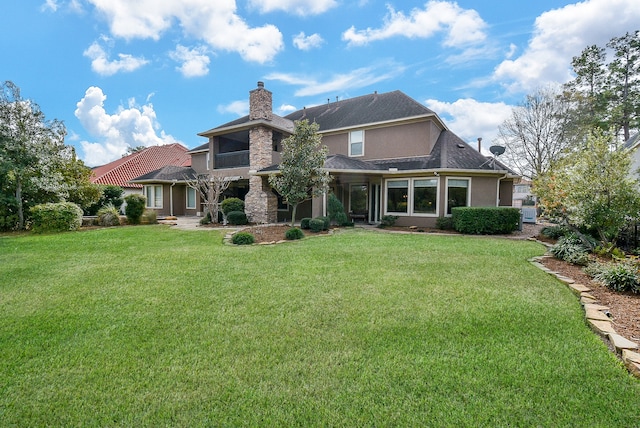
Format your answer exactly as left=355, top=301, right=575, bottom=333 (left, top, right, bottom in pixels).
left=349, top=130, right=364, bottom=157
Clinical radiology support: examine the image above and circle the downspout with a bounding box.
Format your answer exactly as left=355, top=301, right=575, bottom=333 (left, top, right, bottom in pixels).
left=170, top=180, right=177, bottom=216
left=496, top=173, right=507, bottom=206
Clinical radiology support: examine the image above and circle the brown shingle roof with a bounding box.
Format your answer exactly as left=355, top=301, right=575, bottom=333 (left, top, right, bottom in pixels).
left=90, top=144, right=191, bottom=189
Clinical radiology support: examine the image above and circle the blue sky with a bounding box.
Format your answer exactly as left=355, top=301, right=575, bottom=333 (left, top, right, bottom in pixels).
left=2, top=0, right=640, bottom=166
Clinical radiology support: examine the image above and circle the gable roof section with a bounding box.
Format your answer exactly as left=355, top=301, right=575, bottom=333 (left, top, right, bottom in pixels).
left=285, top=90, right=438, bottom=132
left=198, top=113, right=295, bottom=138
left=91, top=143, right=191, bottom=189
left=130, top=165, right=196, bottom=183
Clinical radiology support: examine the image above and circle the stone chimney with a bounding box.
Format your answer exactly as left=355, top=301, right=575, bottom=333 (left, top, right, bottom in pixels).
left=245, top=81, right=277, bottom=223
left=249, top=81, right=272, bottom=121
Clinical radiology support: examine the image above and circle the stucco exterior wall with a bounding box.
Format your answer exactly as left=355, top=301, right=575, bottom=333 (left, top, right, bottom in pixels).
left=321, top=121, right=439, bottom=160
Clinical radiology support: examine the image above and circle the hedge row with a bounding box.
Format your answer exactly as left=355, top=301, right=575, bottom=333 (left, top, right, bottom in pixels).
left=451, top=207, right=520, bottom=235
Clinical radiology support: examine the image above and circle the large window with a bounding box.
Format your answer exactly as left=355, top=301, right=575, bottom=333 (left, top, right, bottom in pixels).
left=349, top=130, right=364, bottom=157
left=144, top=185, right=163, bottom=209
left=350, top=184, right=368, bottom=213
left=386, top=180, right=408, bottom=213
left=186, top=187, right=196, bottom=209
left=413, top=179, right=438, bottom=214
left=447, top=178, right=470, bottom=214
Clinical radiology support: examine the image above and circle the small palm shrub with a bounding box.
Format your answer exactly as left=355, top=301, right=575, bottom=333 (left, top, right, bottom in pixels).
left=227, top=211, right=248, bottom=225
left=309, top=218, right=325, bottom=233
left=141, top=210, right=157, bottom=224
left=232, top=231, right=255, bottom=245
left=591, top=259, right=640, bottom=293
left=300, top=218, right=312, bottom=229
left=285, top=227, right=304, bottom=240
left=550, top=234, right=590, bottom=266
left=379, top=215, right=399, bottom=228
left=96, top=204, right=121, bottom=227
left=541, top=225, right=569, bottom=239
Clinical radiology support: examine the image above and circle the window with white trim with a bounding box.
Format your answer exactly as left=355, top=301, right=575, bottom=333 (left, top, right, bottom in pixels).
left=413, top=179, right=438, bottom=214
left=386, top=179, right=409, bottom=213
left=144, top=185, right=163, bottom=209
left=446, top=178, right=470, bottom=215
left=349, top=130, right=364, bottom=157
left=186, top=187, right=196, bottom=209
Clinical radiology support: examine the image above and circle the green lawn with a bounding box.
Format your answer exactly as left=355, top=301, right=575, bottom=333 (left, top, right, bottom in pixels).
left=1, top=226, right=639, bottom=426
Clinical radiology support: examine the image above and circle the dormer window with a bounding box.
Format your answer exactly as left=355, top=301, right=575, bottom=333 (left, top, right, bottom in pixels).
left=349, top=130, right=364, bottom=157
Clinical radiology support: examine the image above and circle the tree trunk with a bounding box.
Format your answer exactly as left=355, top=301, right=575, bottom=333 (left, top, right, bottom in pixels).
left=16, top=177, right=23, bottom=230
left=290, top=203, right=298, bottom=227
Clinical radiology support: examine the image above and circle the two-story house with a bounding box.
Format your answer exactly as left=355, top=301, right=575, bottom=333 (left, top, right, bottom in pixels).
left=131, top=82, right=519, bottom=227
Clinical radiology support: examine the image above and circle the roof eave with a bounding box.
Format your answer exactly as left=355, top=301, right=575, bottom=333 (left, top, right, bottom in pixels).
left=198, top=118, right=294, bottom=138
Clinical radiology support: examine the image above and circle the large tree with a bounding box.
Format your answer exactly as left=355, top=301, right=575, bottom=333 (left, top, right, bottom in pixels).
left=495, top=87, right=575, bottom=179
left=533, top=129, right=640, bottom=246
left=268, top=119, right=330, bottom=226
left=0, top=81, right=95, bottom=229
left=563, top=31, right=640, bottom=142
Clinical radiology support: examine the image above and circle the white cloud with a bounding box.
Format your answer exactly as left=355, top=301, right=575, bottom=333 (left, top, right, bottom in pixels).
left=342, top=1, right=487, bottom=47
left=277, top=104, right=297, bottom=114
left=83, top=40, right=148, bottom=76
left=493, top=0, right=640, bottom=93
left=170, top=44, right=210, bottom=77
left=293, top=32, right=325, bottom=51
left=75, top=86, right=181, bottom=166
left=248, top=0, right=337, bottom=16
left=85, top=0, right=284, bottom=64
left=425, top=98, right=513, bottom=150
left=40, top=0, right=58, bottom=12
left=266, top=62, right=405, bottom=97
left=217, top=100, right=249, bottom=116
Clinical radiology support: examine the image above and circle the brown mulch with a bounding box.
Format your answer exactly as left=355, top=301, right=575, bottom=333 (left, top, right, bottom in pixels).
left=538, top=256, right=640, bottom=343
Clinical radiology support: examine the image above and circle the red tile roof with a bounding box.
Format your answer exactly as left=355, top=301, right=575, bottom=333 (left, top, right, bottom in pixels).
left=91, top=143, right=192, bottom=189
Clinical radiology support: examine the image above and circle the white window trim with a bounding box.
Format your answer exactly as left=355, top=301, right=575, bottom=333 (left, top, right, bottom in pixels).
left=349, top=129, right=364, bottom=157
left=186, top=187, right=196, bottom=209
left=445, top=177, right=471, bottom=216
left=411, top=178, right=439, bottom=217
left=383, top=178, right=440, bottom=217
left=384, top=178, right=410, bottom=216
left=144, top=185, right=163, bottom=209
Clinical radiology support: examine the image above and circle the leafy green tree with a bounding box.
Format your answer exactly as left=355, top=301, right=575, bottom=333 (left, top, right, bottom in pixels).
left=606, top=31, right=640, bottom=141
left=533, top=129, right=640, bottom=246
left=0, top=81, right=69, bottom=229
left=268, top=119, right=330, bottom=226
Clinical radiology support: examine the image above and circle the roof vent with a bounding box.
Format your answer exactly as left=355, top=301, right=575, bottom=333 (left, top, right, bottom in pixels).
left=457, top=143, right=465, bottom=148
left=257, top=81, right=264, bottom=88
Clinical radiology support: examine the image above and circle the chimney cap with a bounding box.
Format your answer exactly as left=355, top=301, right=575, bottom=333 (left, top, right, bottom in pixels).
left=257, top=81, right=264, bottom=88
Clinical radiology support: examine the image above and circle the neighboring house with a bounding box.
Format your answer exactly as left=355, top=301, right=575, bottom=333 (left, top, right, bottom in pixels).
left=624, top=132, right=640, bottom=179
left=132, top=82, right=520, bottom=227
left=512, top=180, right=535, bottom=208
left=91, top=143, right=192, bottom=212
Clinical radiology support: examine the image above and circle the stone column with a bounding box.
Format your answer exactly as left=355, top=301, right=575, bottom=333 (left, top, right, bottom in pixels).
left=244, top=82, right=277, bottom=223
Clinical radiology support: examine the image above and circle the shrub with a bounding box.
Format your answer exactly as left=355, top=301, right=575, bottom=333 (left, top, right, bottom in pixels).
left=309, top=218, right=325, bottom=233
left=335, top=211, right=352, bottom=227
left=285, top=227, right=305, bottom=240
left=451, top=207, right=520, bottom=234
left=550, top=234, right=590, bottom=265
left=379, top=215, right=399, bottom=228
left=436, top=216, right=454, bottom=230
left=200, top=212, right=212, bottom=225
left=227, top=211, right=248, bottom=225
left=300, top=217, right=312, bottom=229
left=141, top=210, right=157, bottom=224
left=594, top=243, right=626, bottom=259
left=232, top=231, right=255, bottom=245
left=96, top=204, right=121, bottom=227
left=221, top=198, right=244, bottom=215
left=592, top=260, right=640, bottom=293
left=30, top=202, right=83, bottom=233
left=541, top=225, right=569, bottom=239
left=316, top=216, right=330, bottom=230
left=327, top=193, right=347, bottom=224
left=124, top=194, right=146, bottom=225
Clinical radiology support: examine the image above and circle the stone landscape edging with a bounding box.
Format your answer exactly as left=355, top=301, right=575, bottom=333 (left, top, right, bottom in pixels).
left=529, top=253, right=640, bottom=378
